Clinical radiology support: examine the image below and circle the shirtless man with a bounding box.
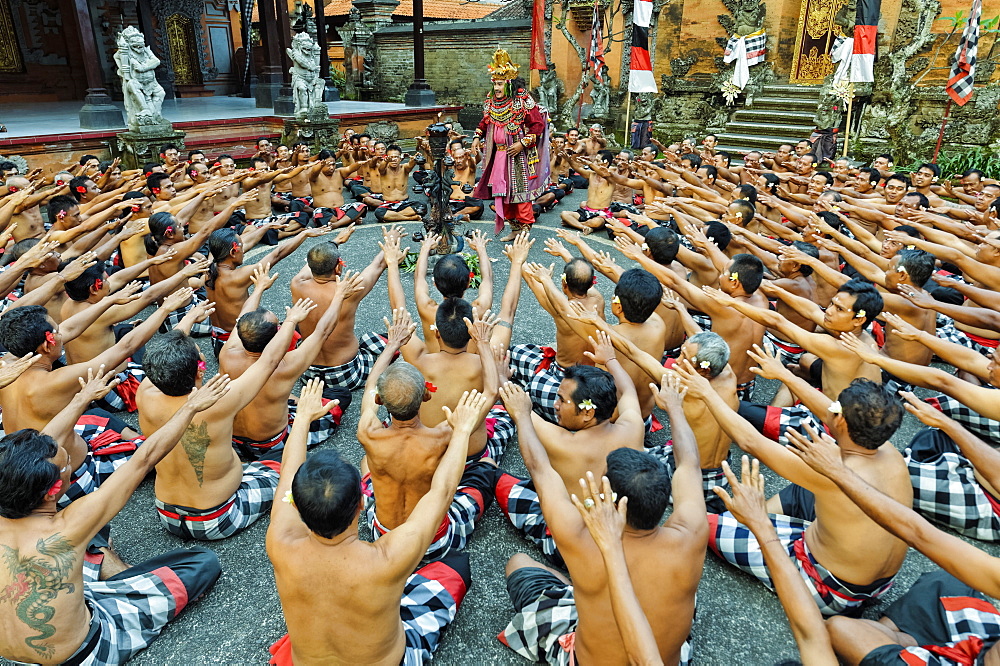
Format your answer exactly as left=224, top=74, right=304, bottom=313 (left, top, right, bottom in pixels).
left=625, top=243, right=767, bottom=400
left=496, top=331, right=646, bottom=565
left=910, top=162, right=948, bottom=208
left=266, top=384, right=487, bottom=665
left=561, top=150, right=616, bottom=234
left=509, top=258, right=605, bottom=423
left=205, top=223, right=332, bottom=355
left=355, top=309, right=498, bottom=563
left=676, top=357, right=911, bottom=616
left=3, top=176, right=65, bottom=241
left=242, top=157, right=308, bottom=242
left=290, top=235, right=390, bottom=390
left=0, top=373, right=227, bottom=666
left=221, top=267, right=363, bottom=459
left=139, top=299, right=315, bottom=540
left=581, top=124, right=608, bottom=156
left=372, top=145, right=425, bottom=223
left=499, top=371, right=705, bottom=666
left=309, top=149, right=367, bottom=227
left=0, top=289, right=195, bottom=505
left=446, top=140, right=484, bottom=220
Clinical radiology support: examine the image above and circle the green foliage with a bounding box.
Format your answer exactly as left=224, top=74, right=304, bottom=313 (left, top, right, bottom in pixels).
left=898, top=147, right=1000, bottom=176
left=936, top=9, right=966, bottom=29
left=399, top=250, right=484, bottom=288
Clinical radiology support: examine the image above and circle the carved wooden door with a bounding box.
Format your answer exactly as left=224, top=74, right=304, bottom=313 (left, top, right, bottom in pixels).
left=166, top=13, right=202, bottom=85
left=790, top=0, right=849, bottom=84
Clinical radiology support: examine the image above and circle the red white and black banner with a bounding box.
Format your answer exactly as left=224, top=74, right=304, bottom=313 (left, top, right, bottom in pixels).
left=587, top=0, right=606, bottom=82
left=629, top=0, right=657, bottom=92
left=851, top=0, right=881, bottom=83
left=946, top=0, right=981, bottom=105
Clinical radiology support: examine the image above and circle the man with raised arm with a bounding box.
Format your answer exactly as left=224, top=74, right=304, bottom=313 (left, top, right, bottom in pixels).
left=221, top=268, right=364, bottom=459
left=495, top=331, right=646, bottom=565
left=138, top=298, right=315, bottom=540
left=498, top=372, right=706, bottom=665
left=788, top=410, right=1000, bottom=665
left=0, top=372, right=228, bottom=665
left=267, top=383, right=488, bottom=665
left=356, top=309, right=498, bottom=562
left=674, top=357, right=911, bottom=616
left=289, top=230, right=391, bottom=390
left=308, top=149, right=368, bottom=228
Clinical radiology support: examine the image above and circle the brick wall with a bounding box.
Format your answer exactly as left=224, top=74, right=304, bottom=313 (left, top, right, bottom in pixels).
left=373, top=20, right=531, bottom=107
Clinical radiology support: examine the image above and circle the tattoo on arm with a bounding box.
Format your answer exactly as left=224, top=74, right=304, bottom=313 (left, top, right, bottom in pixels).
left=1, top=535, right=77, bottom=657
left=181, top=421, right=211, bottom=486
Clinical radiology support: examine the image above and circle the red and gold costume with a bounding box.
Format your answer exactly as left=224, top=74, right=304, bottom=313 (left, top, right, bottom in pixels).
left=473, top=50, right=550, bottom=237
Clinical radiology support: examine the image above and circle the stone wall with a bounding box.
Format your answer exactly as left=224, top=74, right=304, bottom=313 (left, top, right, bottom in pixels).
left=372, top=19, right=531, bottom=106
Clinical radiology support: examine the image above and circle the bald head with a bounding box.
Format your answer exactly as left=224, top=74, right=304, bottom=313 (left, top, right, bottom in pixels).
left=375, top=362, right=426, bottom=420
left=5, top=176, right=29, bottom=190
left=564, top=258, right=595, bottom=296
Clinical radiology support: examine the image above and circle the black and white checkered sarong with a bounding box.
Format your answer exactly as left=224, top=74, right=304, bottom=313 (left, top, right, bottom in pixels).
left=508, top=344, right=565, bottom=424
left=906, top=427, right=1000, bottom=542
left=301, top=332, right=388, bottom=391
left=925, top=394, right=1000, bottom=447
left=155, top=459, right=279, bottom=540
left=496, top=472, right=562, bottom=565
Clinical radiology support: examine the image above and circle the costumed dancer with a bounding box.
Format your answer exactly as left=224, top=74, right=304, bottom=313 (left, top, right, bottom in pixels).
left=472, top=49, right=550, bottom=242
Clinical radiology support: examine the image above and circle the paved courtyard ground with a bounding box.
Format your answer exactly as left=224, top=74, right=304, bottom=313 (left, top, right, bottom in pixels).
left=6, top=185, right=997, bottom=666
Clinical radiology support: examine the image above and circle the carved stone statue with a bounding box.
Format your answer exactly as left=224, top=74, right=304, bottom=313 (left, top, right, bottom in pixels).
left=634, top=92, right=654, bottom=120
left=536, top=63, right=564, bottom=115
left=731, top=0, right=765, bottom=35
left=114, top=26, right=167, bottom=131
left=286, top=32, right=326, bottom=119
left=589, top=67, right=610, bottom=119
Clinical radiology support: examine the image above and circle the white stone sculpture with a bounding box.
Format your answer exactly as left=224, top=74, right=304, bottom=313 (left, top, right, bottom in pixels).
left=114, top=26, right=167, bottom=131
left=287, top=32, right=326, bottom=119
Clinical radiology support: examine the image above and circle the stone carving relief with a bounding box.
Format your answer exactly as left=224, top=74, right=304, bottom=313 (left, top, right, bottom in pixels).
left=364, top=120, right=400, bottom=143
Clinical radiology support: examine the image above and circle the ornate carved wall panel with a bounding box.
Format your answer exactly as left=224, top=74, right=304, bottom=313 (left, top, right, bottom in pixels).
left=166, top=12, right=202, bottom=83
left=0, top=0, right=26, bottom=72
left=790, top=0, right=848, bottom=84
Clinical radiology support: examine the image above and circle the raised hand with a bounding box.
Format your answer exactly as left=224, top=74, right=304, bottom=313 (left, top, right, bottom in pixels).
left=896, top=284, right=935, bottom=309
left=76, top=364, right=121, bottom=402
left=336, top=270, right=366, bottom=300
left=498, top=382, right=532, bottom=421
left=0, top=352, right=41, bottom=388
left=899, top=390, right=956, bottom=430
left=747, top=343, right=788, bottom=381
left=555, top=228, right=583, bottom=246
left=544, top=237, right=572, bottom=261
left=383, top=307, right=416, bottom=348
left=442, top=389, right=489, bottom=433
left=701, top=285, right=736, bottom=306
left=570, top=472, right=627, bottom=554
left=660, top=287, right=684, bottom=311
left=464, top=307, right=497, bottom=344
left=285, top=297, right=317, bottom=324
left=649, top=370, right=687, bottom=411
left=186, top=299, right=216, bottom=324
left=251, top=262, right=279, bottom=291
left=421, top=232, right=442, bottom=255
left=151, top=247, right=180, bottom=266
left=162, top=286, right=195, bottom=312
left=236, top=188, right=260, bottom=207
left=296, top=377, right=340, bottom=423
left=591, top=250, right=619, bottom=276
left=15, top=238, right=58, bottom=269
left=584, top=330, right=616, bottom=366
left=333, top=223, right=357, bottom=245
left=838, top=331, right=879, bottom=363
left=60, top=252, right=99, bottom=281
left=785, top=423, right=843, bottom=476
left=672, top=358, right=714, bottom=400
left=882, top=312, right=922, bottom=341
left=614, top=236, right=643, bottom=261
left=111, top=281, right=144, bottom=305
left=492, top=343, right=512, bottom=382
left=186, top=373, right=232, bottom=412
left=565, top=300, right=601, bottom=325
left=378, top=233, right=408, bottom=266
left=468, top=229, right=490, bottom=254
left=502, top=231, right=534, bottom=265
left=712, top=456, right=770, bottom=531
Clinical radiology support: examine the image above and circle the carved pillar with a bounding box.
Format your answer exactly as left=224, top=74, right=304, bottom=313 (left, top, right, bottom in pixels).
left=273, top=0, right=297, bottom=114
left=137, top=0, right=175, bottom=99
left=255, top=0, right=283, bottom=106
left=404, top=0, right=434, bottom=106
left=74, top=0, right=126, bottom=127
left=351, top=0, right=397, bottom=30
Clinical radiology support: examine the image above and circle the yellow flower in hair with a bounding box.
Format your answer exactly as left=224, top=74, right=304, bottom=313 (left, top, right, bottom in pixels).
left=641, top=243, right=649, bottom=251
left=906, top=244, right=916, bottom=250
left=855, top=309, right=866, bottom=319
left=827, top=400, right=843, bottom=414
left=700, top=360, right=711, bottom=369
left=729, top=272, right=739, bottom=282
left=578, top=398, right=595, bottom=410
left=282, top=490, right=295, bottom=505
left=612, top=296, right=621, bottom=304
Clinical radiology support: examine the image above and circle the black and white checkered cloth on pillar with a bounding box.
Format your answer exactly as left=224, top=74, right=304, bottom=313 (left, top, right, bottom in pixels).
left=946, top=0, right=981, bottom=105
left=724, top=31, right=768, bottom=66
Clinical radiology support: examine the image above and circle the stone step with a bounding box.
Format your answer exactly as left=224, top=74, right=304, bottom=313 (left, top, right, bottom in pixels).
left=746, top=96, right=821, bottom=111
left=732, top=108, right=817, bottom=125
left=724, top=120, right=816, bottom=135
left=716, top=132, right=809, bottom=152
left=759, top=84, right=825, bottom=99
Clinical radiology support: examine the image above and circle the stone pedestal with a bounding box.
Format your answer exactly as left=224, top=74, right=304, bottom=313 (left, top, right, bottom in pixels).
left=273, top=85, right=297, bottom=116
left=405, top=83, right=436, bottom=107
left=78, top=89, right=126, bottom=129
left=113, top=127, right=186, bottom=169
left=281, top=117, right=340, bottom=152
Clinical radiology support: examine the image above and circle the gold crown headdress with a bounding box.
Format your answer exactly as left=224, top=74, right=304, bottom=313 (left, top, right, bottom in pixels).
left=487, top=49, right=520, bottom=81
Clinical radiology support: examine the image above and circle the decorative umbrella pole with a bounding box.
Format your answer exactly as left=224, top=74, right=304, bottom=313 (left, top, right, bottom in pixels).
left=422, top=122, right=464, bottom=255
